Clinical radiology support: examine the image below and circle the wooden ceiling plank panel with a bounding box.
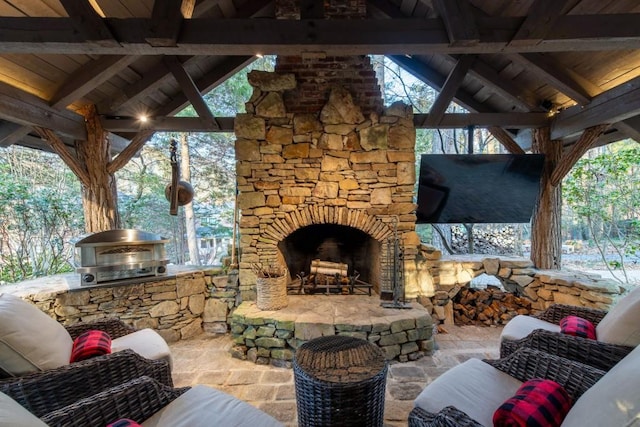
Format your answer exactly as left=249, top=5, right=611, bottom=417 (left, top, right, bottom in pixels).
left=425, top=54, right=476, bottom=126
left=509, top=0, right=569, bottom=47
left=509, top=53, right=599, bottom=105
left=433, top=0, right=479, bottom=46
left=551, top=75, right=640, bottom=139
left=50, top=55, right=137, bottom=107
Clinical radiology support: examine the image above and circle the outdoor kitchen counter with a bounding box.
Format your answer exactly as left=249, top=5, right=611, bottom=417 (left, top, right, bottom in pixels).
left=1, top=265, right=227, bottom=343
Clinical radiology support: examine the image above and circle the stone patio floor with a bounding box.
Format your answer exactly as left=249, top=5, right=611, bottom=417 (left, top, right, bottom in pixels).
left=169, top=324, right=502, bottom=426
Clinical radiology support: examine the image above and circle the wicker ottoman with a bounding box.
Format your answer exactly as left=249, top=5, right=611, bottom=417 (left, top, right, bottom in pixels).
left=293, top=335, right=388, bottom=427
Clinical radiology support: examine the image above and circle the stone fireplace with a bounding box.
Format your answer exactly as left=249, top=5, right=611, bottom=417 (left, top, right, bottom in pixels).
left=234, top=54, right=420, bottom=300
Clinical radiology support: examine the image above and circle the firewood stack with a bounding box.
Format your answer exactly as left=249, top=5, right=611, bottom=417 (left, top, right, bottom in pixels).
left=453, top=285, right=533, bottom=326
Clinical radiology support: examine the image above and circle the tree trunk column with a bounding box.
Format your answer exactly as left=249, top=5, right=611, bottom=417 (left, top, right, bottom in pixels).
left=77, top=105, right=120, bottom=232
left=531, top=128, right=562, bottom=269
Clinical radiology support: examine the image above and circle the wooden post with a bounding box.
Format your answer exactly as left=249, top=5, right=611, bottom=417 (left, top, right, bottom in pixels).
left=76, top=104, right=120, bottom=232
left=530, top=127, right=562, bottom=269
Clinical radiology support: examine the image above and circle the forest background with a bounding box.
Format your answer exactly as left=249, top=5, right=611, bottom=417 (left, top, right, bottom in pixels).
left=1, top=56, right=638, bottom=286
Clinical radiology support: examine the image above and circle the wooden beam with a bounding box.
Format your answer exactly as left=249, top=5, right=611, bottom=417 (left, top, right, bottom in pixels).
left=615, top=117, right=640, bottom=143
left=488, top=126, right=526, bottom=154
left=550, top=124, right=610, bottom=186
left=107, top=130, right=155, bottom=174
left=0, top=82, right=86, bottom=140
left=101, top=116, right=234, bottom=132
left=163, top=56, right=219, bottom=129
left=508, top=53, right=597, bottom=105
left=0, top=121, right=29, bottom=147
left=509, top=0, right=568, bottom=47
left=551, top=75, right=640, bottom=139
left=424, top=55, right=476, bottom=126
left=1, top=15, right=640, bottom=55
left=146, top=0, right=187, bottom=47
left=388, top=55, right=489, bottom=113
left=300, top=0, right=324, bottom=19
left=433, top=0, right=479, bottom=46
left=58, top=0, right=118, bottom=46
left=415, top=113, right=550, bottom=128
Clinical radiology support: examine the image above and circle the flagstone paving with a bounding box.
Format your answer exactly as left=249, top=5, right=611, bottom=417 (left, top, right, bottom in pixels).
left=170, top=324, right=502, bottom=426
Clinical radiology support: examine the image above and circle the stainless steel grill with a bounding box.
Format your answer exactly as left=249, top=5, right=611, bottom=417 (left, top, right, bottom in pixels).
left=74, top=229, right=169, bottom=286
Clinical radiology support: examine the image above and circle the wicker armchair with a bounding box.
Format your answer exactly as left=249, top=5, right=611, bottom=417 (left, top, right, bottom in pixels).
left=500, top=291, right=639, bottom=371
left=0, top=293, right=172, bottom=379
left=0, top=349, right=172, bottom=418
left=408, top=347, right=607, bottom=427
left=40, top=376, right=283, bottom=427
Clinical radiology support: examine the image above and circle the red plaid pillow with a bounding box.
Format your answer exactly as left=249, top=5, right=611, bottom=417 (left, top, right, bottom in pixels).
left=70, top=330, right=112, bottom=363
left=559, top=315, right=597, bottom=339
left=493, top=378, right=572, bottom=427
left=107, top=419, right=142, bottom=427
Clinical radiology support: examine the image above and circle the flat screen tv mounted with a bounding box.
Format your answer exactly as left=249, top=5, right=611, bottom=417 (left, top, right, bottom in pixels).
left=416, top=154, right=545, bottom=224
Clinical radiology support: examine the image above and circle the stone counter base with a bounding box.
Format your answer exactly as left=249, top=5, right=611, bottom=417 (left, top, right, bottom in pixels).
left=230, top=295, right=434, bottom=366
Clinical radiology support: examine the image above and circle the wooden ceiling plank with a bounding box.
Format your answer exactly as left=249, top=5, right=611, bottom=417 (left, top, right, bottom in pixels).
left=508, top=53, right=598, bottom=105
left=550, top=124, right=610, bottom=186
left=416, top=112, right=550, bottom=128
left=388, top=54, right=490, bottom=113
left=0, top=81, right=85, bottom=139
left=163, top=55, right=219, bottom=129
left=425, top=54, right=476, bottom=126
left=614, top=117, right=640, bottom=142
left=146, top=0, right=186, bottom=47
left=0, top=15, right=639, bottom=55
left=50, top=55, right=137, bottom=108
left=509, top=0, right=568, bottom=47
left=58, top=0, right=118, bottom=46
left=433, top=0, right=479, bottom=46
left=487, top=126, right=526, bottom=154
left=460, top=55, right=541, bottom=111
left=551, top=75, right=640, bottom=139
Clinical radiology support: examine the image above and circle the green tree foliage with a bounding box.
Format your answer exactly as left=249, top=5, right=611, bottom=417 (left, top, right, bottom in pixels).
left=0, top=148, right=84, bottom=283
left=564, top=142, right=640, bottom=282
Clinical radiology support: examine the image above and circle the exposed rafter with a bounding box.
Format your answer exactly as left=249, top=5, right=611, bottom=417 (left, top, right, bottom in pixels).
left=508, top=0, right=569, bottom=48
left=58, top=0, right=117, bottom=46
left=146, top=0, right=192, bottom=47
left=433, top=0, right=479, bottom=46
left=425, top=55, right=476, bottom=126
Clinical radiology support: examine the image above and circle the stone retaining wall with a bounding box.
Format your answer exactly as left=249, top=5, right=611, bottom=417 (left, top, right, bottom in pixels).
left=412, top=245, right=626, bottom=326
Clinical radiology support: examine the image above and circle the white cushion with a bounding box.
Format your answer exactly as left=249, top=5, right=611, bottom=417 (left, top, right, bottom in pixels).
left=112, top=329, right=173, bottom=368
left=0, top=293, right=73, bottom=376
left=0, top=392, right=48, bottom=427
left=141, top=385, right=283, bottom=427
left=500, top=314, right=561, bottom=342
left=595, top=286, right=640, bottom=346
left=562, top=344, right=640, bottom=427
left=414, top=358, right=522, bottom=426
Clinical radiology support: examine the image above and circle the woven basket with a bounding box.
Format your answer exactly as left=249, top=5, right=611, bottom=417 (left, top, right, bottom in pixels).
left=256, top=274, right=288, bottom=310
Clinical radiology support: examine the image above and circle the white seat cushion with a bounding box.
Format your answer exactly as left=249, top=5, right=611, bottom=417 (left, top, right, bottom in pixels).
left=595, top=286, right=640, bottom=346
left=0, top=293, right=73, bottom=376
left=112, top=329, right=173, bottom=369
left=562, top=344, right=640, bottom=427
left=0, top=392, right=48, bottom=427
left=414, top=358, right=523, bottom=426
left=500, top=314, right=561, bottom=342
left=141, top=385, right=283, bottom=427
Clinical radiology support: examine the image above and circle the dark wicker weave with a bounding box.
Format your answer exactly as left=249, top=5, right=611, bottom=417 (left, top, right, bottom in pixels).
left=500, top=303, right=633, bottom=371
left=294, top=335, right=388, bottom=427
left=64, top=317, right=137, bottom=340
left=0, top=349, right=172, bottom=418
left=41, top=376, right=189, bottom=427
left=407, top=347, right=607, bottom=427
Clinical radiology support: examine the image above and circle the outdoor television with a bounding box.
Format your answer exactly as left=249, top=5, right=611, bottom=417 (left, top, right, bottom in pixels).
left=416, top=154, right=545, bottom=224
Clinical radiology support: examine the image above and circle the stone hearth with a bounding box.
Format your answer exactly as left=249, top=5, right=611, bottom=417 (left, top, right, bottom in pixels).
left=229, top=295, right=434, bottom=366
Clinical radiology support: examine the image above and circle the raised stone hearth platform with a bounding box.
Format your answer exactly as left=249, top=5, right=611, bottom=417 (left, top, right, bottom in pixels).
left=229, top=295, right=434, bottom=366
